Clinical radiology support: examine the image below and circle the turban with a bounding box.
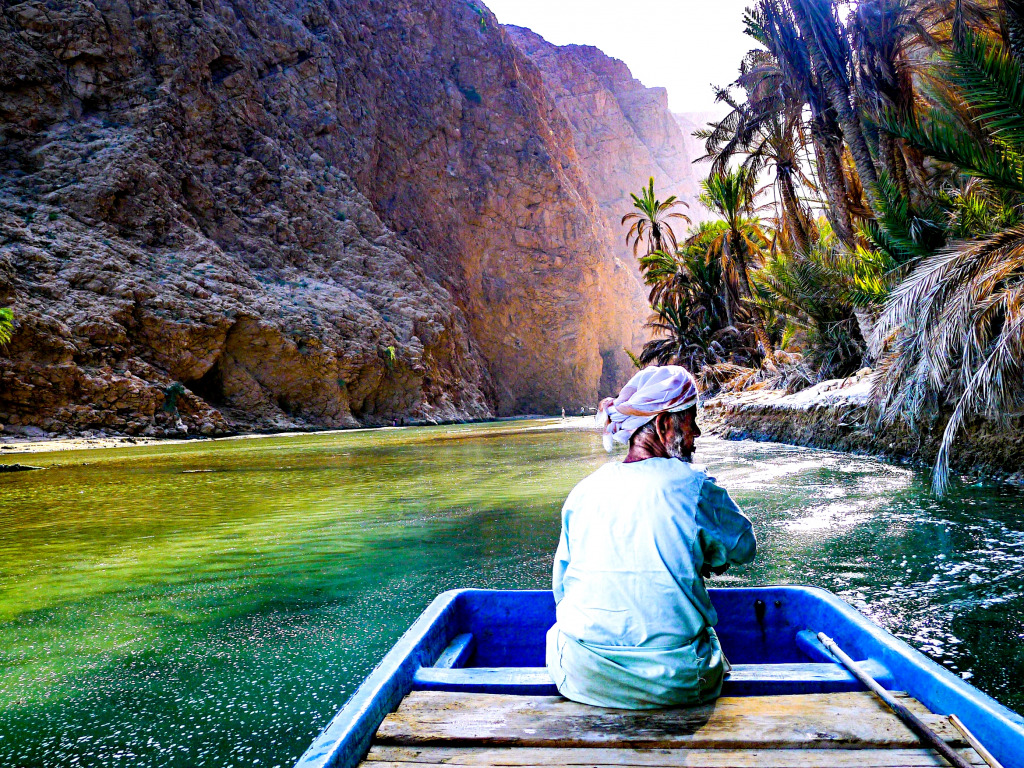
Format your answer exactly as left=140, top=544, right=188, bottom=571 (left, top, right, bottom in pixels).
left=597, top=365, right=699, bottom=452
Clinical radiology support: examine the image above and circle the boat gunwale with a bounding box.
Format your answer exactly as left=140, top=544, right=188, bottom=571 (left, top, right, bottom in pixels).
left=294, top=589, right=461, bottom=768
left=293, top=586, right=1024, bottom=768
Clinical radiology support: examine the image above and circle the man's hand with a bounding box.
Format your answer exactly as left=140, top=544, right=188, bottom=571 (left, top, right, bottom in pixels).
left=700, top=562, right=730, bottom=578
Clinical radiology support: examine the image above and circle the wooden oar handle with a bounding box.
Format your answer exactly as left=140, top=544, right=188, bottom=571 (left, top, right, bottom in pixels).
left=816, top=632, right=976, bottom=768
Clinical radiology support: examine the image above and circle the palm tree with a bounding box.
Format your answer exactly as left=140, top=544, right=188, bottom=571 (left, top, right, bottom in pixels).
left=753, top=230, right=865, bottom=376
left=638, top=301, right=764, bottom=372
left=622, top=177, right=692, bottom=257
left=873, top=14, right=1024, bottom=493
left=639, top=246, right=729, bottom=335
left=739, top=0, right=860, bottom=244
left=699, top=78, right=816, bottom=253
left=695, top=169, right=780, bottom=360
left=788, top=0, right=882, bottom=211
left=698, top=169, right=769, bottom=308
left=639, top=303, right=706, bottom=370
left=849, top=0, right=923, bottom=201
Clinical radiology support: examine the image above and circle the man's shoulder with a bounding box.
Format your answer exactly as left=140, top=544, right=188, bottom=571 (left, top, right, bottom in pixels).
left=565, top=460, right=713, bottom=505
left=569, top=461, right=620, bottom=494
left=642, top=457, right=711, bottom=483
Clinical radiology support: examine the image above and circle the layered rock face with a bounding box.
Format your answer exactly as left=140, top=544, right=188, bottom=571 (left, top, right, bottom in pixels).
left=507, top=27, right=706, bottom=267
left=0, top=0, right=652, bottom=436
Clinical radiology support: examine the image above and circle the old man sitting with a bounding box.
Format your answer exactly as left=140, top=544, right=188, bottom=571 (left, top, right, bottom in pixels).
left=546, top=365, right=756, bottom=708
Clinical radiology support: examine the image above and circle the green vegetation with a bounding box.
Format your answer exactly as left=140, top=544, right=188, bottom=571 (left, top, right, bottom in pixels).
left=459, top=85, right=482, bottom=104
left=162, top=382, right=187, bottom=414
left=622, top=176, right=691, bottom=256
left=628, top=0, right=1024, bottom=492
left=0, top=307, right=13, bottom=347
left=467, top=1, right=488, bottom=31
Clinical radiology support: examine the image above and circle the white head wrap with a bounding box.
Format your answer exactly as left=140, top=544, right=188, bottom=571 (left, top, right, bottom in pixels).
left=596, top=365, right=699, bottom=452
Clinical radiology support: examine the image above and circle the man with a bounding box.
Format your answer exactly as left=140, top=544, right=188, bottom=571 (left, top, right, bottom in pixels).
left=546, top=365, right=756, bottom=709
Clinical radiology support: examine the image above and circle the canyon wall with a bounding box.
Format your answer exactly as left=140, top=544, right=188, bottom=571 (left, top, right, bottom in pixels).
left=0, top=0, right=661, bottom=436
left=507, top=26, right=706, bottom=270
left=673, top=111, right=721, bottom=220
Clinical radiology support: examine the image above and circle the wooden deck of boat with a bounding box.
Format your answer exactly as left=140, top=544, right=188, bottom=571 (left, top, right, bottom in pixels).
left=361, top=691, right=987, bottom=767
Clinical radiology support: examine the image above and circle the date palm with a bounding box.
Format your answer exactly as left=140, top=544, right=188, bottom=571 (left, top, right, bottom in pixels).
left=639, top=245, right=729, bottom=334
left=753, top=231, right=865, bottom=376
left=874, top=15, right=1024, bottom=493
left=698, top=168, right=769, bottom=306
left=697, top=168, right=779, bottom=359
left=622, top=177, right=692, bottom=257
left=788, top=0, right=882, bottom=210
left=849, top=0, right=923, bottom=200
left=700, top=90, right=815, bottom=253
left=741, top=0, right=860, bottom=244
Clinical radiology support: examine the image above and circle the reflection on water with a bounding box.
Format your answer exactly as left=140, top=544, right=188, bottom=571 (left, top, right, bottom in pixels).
left=1, top=419, right=1022, bottom=767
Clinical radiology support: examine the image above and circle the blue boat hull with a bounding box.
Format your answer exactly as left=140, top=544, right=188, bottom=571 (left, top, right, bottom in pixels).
left=295, top=586, right=1024, bottom=768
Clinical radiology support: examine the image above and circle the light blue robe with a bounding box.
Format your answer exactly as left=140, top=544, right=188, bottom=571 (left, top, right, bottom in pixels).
left=546, top=457, right=756, bottom=709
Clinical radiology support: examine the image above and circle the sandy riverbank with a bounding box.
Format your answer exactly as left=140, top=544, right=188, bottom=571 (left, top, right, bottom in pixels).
left=0, top=433, right=193, bottom=454
left=0, top=416, right=594, bottom=456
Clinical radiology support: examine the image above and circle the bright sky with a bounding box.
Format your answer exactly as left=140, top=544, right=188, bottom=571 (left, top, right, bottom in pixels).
left=486, top=0, right=756, bottom=114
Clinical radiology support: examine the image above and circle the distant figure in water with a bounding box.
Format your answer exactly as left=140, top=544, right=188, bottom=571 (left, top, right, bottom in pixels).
left=561, top=408, right=566, bottom=420
left=546, top=365, right=756, bottom=709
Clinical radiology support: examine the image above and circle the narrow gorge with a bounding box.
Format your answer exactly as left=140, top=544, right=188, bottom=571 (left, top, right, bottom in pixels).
left=0, top=0, right=703, bottom=438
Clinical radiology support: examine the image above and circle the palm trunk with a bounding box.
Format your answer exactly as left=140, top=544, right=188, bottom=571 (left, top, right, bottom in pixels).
left=779, top=170, right=811, bottom=253
left=854, top=308, right=880, bottom=361
left=730, top=230, right=776, bottom=363
left=819, top=67, right=880, bottom=212
left=811, top=129, right=857, bottom=246
left=790, top=0, right=880, bottom=213
left=753, top=319, right=777, bottom=364
left=879, top=130, right=911, bottom=200
left=729, top=230, right=754, bottom=301
left=721, top=237, right=742, bottom=325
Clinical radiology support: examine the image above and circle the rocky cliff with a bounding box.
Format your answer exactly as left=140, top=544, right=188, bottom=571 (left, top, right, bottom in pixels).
left=507, top=27, right=706, bottom=268
left=0, top=0, right=657, bottom=437
left=673, top=111, right=720, bottom=219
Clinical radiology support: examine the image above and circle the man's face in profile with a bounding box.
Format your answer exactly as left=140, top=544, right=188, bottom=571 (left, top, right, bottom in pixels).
left=660, top=408, right=701, bottom=462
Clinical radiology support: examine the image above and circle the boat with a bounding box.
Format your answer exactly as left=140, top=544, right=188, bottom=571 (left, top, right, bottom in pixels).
left=295, top=587, right=1024, bottom=768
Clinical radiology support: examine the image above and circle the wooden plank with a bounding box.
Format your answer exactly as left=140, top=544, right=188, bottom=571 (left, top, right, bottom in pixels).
left=434, top=634, right=476, bottom=670
left=365, top=745, right=987, bottom=766
left=375, top=692, right=966, bottom=749
left=727, top=660, right=890, bottom=682
left=413, top=661, right=892, bottom=696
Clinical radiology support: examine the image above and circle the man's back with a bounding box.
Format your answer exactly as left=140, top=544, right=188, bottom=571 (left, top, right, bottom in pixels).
left=547, top=458, right=755, bottom=709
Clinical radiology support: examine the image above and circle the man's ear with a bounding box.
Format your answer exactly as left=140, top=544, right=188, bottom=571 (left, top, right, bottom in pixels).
left=654, top=412, right=672, bottom=442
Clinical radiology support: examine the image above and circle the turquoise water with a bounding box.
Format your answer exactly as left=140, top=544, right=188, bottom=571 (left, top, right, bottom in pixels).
left=0, top=419, right=1022, bottom=767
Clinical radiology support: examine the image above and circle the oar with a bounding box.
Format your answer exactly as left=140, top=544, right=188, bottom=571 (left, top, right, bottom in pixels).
left=816, top=632, right=975, bottom=768
left=949, top=714, right=1005, bottom=768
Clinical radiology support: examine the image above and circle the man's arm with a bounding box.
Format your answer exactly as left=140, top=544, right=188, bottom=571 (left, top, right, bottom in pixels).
left=696, top=478, right=756, bottom=575
left=552, top=517, right=570, bottom=603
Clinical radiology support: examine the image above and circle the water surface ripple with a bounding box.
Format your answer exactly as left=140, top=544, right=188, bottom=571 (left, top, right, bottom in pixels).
left=1, top=420, right=1022, bottom=767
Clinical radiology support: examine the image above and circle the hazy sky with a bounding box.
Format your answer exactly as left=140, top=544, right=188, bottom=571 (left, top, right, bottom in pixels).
left=485, top=0, right=756, bottom=114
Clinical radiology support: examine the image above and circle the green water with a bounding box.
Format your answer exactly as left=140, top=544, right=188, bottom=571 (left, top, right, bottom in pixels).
left=1, top=419, right=1023, bottom=767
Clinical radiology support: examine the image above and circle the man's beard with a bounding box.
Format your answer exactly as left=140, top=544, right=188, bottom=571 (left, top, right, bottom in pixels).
left=664, top=432, right=693, bottom=462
